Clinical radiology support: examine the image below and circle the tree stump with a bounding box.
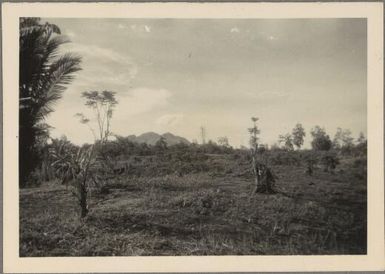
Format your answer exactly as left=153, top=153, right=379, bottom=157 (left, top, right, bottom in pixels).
left=252, top=165, right=276, bottom=194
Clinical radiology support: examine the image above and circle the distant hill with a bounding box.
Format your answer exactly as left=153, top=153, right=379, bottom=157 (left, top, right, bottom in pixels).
left=161, top=132, right=190, bottom=146
left=123, top=132, right=190, bottom=146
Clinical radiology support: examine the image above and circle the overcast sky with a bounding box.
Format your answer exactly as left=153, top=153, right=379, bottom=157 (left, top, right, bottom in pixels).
left=44, top=18, right=367, bottom=148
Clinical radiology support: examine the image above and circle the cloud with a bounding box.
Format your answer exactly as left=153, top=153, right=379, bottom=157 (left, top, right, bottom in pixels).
left=115, top=87, right=172, bottom=117
left=156, top=113, right=184, bottom=127
left=144, top=25, right=151, bottom=33
left=243, top=90, right=289, bottom=100
left=66, top=31, right=76, bottom=38
left=267, top=35, right=278, bottom=41
left=59, top=42, right=138, bottom=91
left=130, top=24, right=152, bottom=33
left=230, top=27, right=240, bottom=33
left=69, top=43, right=132, bottom=64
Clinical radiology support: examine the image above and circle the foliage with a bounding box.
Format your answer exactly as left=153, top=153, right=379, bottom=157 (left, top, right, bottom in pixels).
left=50, top=140, right=96, bottom=218
left=278, top=133, right=294, bottom=151
left=333, top=128, right=354, bottom=153
left=269, top=150, right=301, bottom=166
left=354, top=133, right=367, bottom=157
left=19, top=17, right=81, bottom=187
left=248, top=117, right=260, bottom=150
left=248, top=117, right=275, bottom=194
left=357, top=132, right=366, bottom=145
left=217, top=136, right=230, bottom=147
left=292, top=123, right=306, bottom=149
left=199, top=141, right=233, bottom=154
left=310, top=126, right=332, bottom=151
left=78, top=90, right=118, bottom=144
left=320, top=153, right=340, bottom=173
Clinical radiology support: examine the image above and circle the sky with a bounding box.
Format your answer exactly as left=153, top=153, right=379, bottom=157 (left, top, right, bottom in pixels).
left=43, top=18, right=367, bottom=148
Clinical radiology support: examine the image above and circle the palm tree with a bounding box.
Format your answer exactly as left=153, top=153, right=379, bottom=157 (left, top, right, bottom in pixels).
left=19, top=18, right=81, bottom=187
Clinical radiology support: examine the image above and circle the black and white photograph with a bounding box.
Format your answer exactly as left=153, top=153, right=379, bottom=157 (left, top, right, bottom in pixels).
left=3, top=2, right=384, bottom=272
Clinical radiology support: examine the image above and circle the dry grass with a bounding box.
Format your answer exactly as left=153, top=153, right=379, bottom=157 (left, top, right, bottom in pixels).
left=20, top=154, right=366, bottom=256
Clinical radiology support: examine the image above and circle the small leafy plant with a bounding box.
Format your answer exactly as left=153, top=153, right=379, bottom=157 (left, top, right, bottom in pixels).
left=51, top=141, right=96, bottom=218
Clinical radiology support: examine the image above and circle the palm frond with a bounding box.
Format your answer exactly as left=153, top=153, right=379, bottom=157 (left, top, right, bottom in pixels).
left=35, top=53, right=82, bottom=120
left=45, top=35, right=71, bottom=61
left=20, top=17, right=41, bottom=28
left=20, top=27, right=48, bottom=92
left=30, top=35, right=71, bottom=90
left=20, top=18, right=68, bottom=103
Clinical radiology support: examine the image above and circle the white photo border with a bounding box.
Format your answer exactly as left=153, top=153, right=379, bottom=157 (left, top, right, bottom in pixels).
left=2, top=2, right=384, bottom=272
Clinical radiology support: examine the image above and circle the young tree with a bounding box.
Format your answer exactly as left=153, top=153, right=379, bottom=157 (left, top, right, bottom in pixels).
left=333, top=127, right=354, bottom=150
left=249, top=117, right=260, bottom=191
left=51, top=141, right=95, bottom=218
left=278, top=133, right=294, bottom=151
left=342, top=130, right=354, bottom=147
left=249, top=117, right=260, bottom=146
left=292, top=123, right=306, bottom=149
left=333, top=127, right=342, bottom=148
left=74, top=91, right=119, bottom=179
left=217, top=136, right=230, bottom=147
left=310, top=126, right=332, bottom=151
left=357, top=132, right=366, bottom=145
left=248, top=117, right=274, bottom=194
left=19, top=17, right=81, bottom=186
left=355, top=132, right=367, bottom=156
left=79, top=90, right=118, bottom=144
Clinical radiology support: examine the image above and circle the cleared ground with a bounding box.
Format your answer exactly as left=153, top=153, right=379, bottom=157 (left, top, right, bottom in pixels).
left=20, top=153, right=366, bottom=256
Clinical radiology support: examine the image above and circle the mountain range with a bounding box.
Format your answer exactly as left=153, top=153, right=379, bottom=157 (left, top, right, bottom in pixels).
left=124, top=132, right=190, bottom=146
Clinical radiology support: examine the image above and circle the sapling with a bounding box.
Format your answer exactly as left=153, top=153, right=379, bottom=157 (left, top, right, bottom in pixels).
left=76, top=90, right=119, bottom=174
left=248, top=117, right=275, bottom=194
left=80, top=90, right=118, bottom=144
left=51, top=142, right=96, bottom=218
left=292, top=123, right=306, bottom=150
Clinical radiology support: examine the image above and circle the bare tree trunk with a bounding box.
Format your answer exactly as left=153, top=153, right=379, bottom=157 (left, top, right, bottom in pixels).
left=78, top=145, right=94, bottom=218
left=79, top=182, right=88, bottom=218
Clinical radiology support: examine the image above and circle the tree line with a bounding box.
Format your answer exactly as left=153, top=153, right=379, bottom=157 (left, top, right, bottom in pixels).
left=277, top=124, right=366, bottom=153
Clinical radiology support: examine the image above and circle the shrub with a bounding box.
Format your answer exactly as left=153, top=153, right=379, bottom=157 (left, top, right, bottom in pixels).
left=310, top=126, right=332, bottom=151
left=353, top=157, right=367, bottom=168
left=321, top=153, right=339, bottom=172
left=269, top=151, right=301, bottom=166
left=51, top=144, right=96, bottom=218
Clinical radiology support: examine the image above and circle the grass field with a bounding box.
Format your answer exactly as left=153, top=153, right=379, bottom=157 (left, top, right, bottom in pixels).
left=20, top=152, right=367, bottom=256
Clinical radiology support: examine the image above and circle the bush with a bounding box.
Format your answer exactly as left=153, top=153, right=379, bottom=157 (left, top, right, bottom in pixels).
left=311, top=126, right=332, bottom=151
left=269, top=151, right=301, bottom=166
left=321, top=153, right=339, bottom=172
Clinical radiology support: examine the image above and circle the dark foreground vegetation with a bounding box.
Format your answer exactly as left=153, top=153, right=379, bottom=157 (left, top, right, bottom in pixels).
left=20, top=142, right=367, bottom=256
